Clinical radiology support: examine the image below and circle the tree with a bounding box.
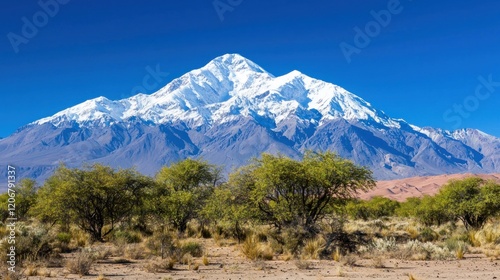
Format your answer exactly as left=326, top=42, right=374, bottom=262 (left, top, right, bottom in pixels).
left=437, top=177, right=500, bottom=230
left=202, top=168, right=257, bottom=242
left=150, top=159, right=221, bottom=232
left=33, top=164, right=152, bottom=241
left=0, top=178, right=38, bottom=222
left=16, top=178, right=38, bottom=219
left=414, top=195, right=451, bottom=226
left=346, top=196, right=400, bottom=220
left=235, top=151, right=375, bottom=234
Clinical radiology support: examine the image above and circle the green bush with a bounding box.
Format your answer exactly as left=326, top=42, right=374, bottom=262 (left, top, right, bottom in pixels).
left=436, top=178, right=500, bottom=230
left=0, top=225, right=54, bottom=264
left=418, top=227, right=439, bottom=242
left=346, top=197, right=400, bottom=220
left=113, top=230, right=142, bottom=244
left=180, top=240, right=204, bottom=257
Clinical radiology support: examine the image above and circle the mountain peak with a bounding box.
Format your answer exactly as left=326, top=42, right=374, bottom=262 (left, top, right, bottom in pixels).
left=6, top=54, right=500, bottom=184
left=205, top=53, right=269, bottom=75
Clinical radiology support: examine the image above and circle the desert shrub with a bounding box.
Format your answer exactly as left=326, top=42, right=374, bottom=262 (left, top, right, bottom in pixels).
left=180, top=253, right=193, bottom=265
left=400, top=240, right=454, bottom=260
left=90, top=246, right=112, bottom=260
left=65, top=250, right=94, bottom=275
left=437, top=178, right=500, bottom=230
left=56, top=232, right=72, bottom=244
left=346, top=197, right=400, bottom=220
left=301, top=237, right=326, bottom=260
left=33, top=164, right=153, bottom=242
left=232, top=151, right=375, bottom=235
left=143, top=258, right=176, bottom=272
left=145, top=228, right=178, bottom=259
left=371, top=255, right=385, bottom=268
left=474, top=222, right=500, bottom=245
left=124, top=244, right=147, bottom=260
left=414, top=196, right=451, bottom=226
left=294, top=260, right=311, bottom=270
left=113, top=230, right=143, bottom=244
left=340, top=253, right=358, bottom=266
left=0, top=224, right=54, bottom=264
left=418, top=227, right=439, bottom=242
left=54, top=232, right=72, bottom=252
left=1, top=270, right=24, bottom=280
left=322, top=229, right=369, bottom=258
left=202, top=255, right=209, bottom=265
left=371, top=237, right=398, bottom=253
left=396, top=197, right=422, bottom=217
left=179, top=240, right=204, bottom=257
left=241, top=234, right=273, bottom=260
left=151, top=159, right=220, bottom=233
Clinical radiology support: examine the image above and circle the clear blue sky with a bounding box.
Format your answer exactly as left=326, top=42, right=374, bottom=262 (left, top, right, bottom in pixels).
left=1, top=0, right=499, bottom=138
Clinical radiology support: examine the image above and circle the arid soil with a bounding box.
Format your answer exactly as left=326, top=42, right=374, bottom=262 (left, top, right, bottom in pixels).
left=23, top=239, right=500, bottom=280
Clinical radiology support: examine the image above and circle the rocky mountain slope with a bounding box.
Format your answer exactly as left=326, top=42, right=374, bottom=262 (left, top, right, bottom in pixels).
left=1, top=54, right=499, bottom=188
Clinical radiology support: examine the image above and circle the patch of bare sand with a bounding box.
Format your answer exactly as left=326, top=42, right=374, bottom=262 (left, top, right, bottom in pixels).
left=359, top=173, right=500, bottom=202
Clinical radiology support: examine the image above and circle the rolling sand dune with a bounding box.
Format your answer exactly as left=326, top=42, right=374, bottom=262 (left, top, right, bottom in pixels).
left=359, top=173, right=500, bottom=202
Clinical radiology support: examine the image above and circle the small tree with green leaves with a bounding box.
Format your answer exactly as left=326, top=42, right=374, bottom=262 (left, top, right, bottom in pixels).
left=150, top=158, right=221, bottom=233
left=33, top=164, right=152, bottom=241
left=346, top=196, right=400, bottom=220
left=202, top=167, right=257, bottom=242
left=234, top=151, right=375, bottom=235
left=437, top=177, right=500, bottom=230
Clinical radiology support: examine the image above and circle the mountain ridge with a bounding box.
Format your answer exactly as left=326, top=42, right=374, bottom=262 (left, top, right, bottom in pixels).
left=1, top=54, right=499, bottom=188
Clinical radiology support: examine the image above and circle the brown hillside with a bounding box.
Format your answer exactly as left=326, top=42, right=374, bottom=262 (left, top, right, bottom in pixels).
left=359, top=173, right=500, bottom=202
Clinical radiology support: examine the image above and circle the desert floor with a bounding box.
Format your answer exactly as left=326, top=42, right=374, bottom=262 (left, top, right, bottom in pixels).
left=24, top=239, right=500, bottom=280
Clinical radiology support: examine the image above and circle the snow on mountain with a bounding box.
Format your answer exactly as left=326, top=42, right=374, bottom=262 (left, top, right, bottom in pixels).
left=2, top=53, right=499, bottom=187
left=33, top=54, right=400, bottom=130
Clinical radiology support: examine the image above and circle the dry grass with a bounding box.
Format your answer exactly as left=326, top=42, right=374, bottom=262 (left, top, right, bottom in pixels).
left=371, top=255, right=385, bottom=268
left=340, top=254, right=358, bottom=267
left=91, top=246, right=112, bottom=260
left=65, top=250, right=94, bottom=275
left=179, top=239, right=204, bottom=257
left=301, top=237, right=325, bottom=260
left=294, top=259, right=311, bottom=270
left=143, top=257, right=176, bottom=273
left=332, top=247, right=342, bottom=262
left=241, top=234, right=274, bottom=261
left=96, top=273, right=110, bottom=280
left=202, top=254, right=209, bottom=265
left=124, top=244, right=147, bottom=260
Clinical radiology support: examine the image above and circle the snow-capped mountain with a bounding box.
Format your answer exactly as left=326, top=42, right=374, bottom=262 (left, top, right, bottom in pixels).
left=1, top=54, right=499, bottom=187
left=34, top=54, right=400, bottom=130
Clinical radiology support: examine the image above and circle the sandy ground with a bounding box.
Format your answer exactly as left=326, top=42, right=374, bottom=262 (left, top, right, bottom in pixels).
left=359, top=173, right=500, bottom=202
left=23, top=239, right=500, bottom=280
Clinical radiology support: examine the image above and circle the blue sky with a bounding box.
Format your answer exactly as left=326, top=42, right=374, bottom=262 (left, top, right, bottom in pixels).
left=1, top=0, right=499, bottom=137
